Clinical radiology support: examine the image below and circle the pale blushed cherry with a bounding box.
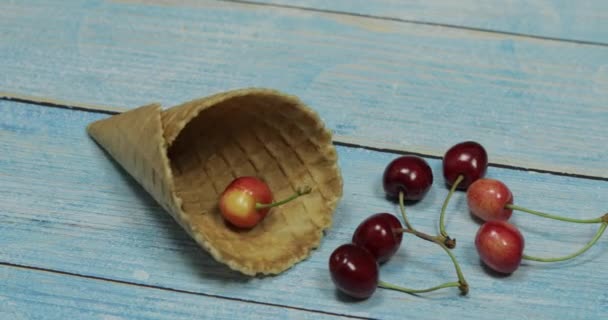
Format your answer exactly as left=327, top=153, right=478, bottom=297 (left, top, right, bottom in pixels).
left=467, top=178, right=513, bottom=222
left=475, top=220, right=524, bottom=274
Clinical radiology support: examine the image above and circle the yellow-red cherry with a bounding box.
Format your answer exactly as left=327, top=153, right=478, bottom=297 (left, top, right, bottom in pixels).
left=219, top=176, right=273, bottom=229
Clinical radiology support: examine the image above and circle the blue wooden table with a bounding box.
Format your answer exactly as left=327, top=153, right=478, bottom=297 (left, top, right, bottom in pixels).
left=1, top=1, right=607, bottom=319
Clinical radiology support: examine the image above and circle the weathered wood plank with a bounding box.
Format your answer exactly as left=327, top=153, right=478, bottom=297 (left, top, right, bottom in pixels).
left=0, top=0, right=607, bottom=177
left=0, top=265, right=350, bottom=320
left=1, top=101, right=606, bottom=318
left=250, top=0, right=608, bottom=44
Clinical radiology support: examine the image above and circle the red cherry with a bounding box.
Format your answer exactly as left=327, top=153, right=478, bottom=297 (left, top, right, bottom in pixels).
left=329, top=244, right=379, bottom=299
left=352, top=213, right=403, bottom=263
left=467, top=178, right=514, bottom=222
left=475, top=221, right=524, bottom=274
left=443, top=141, right=488, bottom=190
left=383, top=155, right=433, bottom=201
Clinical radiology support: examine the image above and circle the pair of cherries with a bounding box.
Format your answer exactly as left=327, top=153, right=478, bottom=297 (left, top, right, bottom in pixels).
left=329, top=213, right=404, bottom=299
left=329, top=142, right=483, bottom=299
left=467, top=178, right=608, bottom=274
left=329, top=211, right=467, bottom=300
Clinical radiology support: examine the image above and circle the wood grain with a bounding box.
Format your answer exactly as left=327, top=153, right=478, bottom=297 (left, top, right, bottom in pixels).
left=1, top=0, right=607, bottom=178
left=247, top=0, right=608, bottom=44
left=0, top=265, right=351, bottom=320
left=1, top=101, right=606, bottom=319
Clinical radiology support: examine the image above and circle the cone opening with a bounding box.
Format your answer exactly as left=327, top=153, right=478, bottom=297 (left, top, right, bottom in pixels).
left=166, top=92, right=342, bottom=273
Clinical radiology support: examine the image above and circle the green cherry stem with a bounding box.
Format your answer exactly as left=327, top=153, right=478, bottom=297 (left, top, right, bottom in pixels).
left=378, top=280, right=461, bottom=294
left=396, top=228, right=469, bottom=295
left=398, top=190, right=455, bottom=247
left=436, top=239, right=469, bottom=295
left=506, top=204, right=605, bottom=224
left=439, top=174, right=463, bottom=248
left=396, top=191, right=468, bottom=295
left=255, top=186, right=312, bottom=210
left=398, top=191, right=416, bottom=232
left=523, top=222, right=607, bottom=263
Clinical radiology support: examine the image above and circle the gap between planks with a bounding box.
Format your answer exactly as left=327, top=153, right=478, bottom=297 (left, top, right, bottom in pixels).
left=2, top=92, right=607, bottom=183
left=0, top=261, right=374, bottom=320
left=217, top=0, right=608, bottom=48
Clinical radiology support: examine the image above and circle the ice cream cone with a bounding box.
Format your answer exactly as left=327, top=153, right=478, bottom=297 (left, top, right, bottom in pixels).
left=87, top=88, right=343, bottom=275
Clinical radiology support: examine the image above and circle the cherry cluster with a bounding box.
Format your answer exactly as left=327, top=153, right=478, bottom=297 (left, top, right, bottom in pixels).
left=328, top=141, right=607, bottom=299
left=213, top=145, right=606, bottom=299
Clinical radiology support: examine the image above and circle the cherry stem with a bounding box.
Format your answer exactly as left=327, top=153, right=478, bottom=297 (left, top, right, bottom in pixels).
left=394, top=228, right=438, bottom=243
left=255, top=186, right=312, bottom=210
left=395, top=228, right=468, bottom=295
left=395, top=191, right=468, bottom=295
left=506, top=204, right=604, bottom=224
left=439, top=174, right=463, bottom=248
left=378, top=280, right=461, bottom=295
left=397, top=191, right=452, bottom=245
left=398, top=191, right=416, bottom=232
left=523, top=222, right=607, bottom=263
left=435, top=239, right=469, bottom=295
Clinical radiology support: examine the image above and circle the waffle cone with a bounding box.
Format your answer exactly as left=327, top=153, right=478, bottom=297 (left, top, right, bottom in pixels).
left=87, top=88, right=343, bottom=275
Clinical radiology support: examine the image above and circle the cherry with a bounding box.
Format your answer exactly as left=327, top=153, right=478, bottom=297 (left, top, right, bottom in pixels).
left=352, top=213, right=403, bottom=263
left=219, top=176, right=311, bottom=228
left=383, top=155, right=436, bottom=245
left=467, top=178, right=514, bottom=222
left=329, top=243, right=379, bottom=299
left=383, top=155, right=433, bottom=201
left=439, top=141, right=488, bottom=247
left=442, top=141, right=488, bottom=189
left=475, top=221, right=524, bottom=274
left=467, top=178, right=605, bottom=225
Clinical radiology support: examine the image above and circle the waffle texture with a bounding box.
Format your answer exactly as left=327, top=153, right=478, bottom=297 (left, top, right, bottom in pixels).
left=87, top=88, right=343, bottom=275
